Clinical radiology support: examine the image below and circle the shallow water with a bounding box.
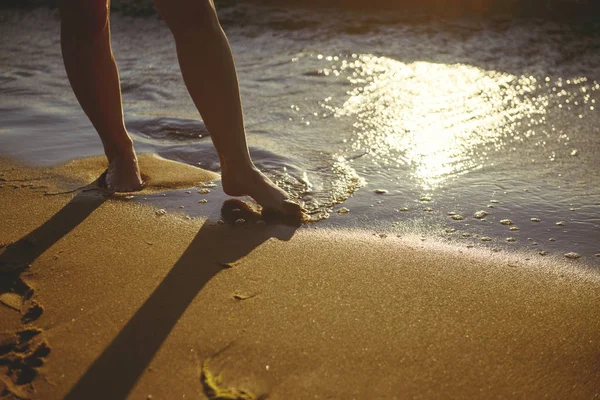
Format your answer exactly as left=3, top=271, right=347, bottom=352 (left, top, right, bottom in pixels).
left=0, top=6, right=599, bottom=261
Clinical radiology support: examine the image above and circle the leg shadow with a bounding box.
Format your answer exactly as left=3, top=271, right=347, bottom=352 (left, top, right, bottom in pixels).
left=64, top=200, right=298, bottom=400
left=0, top=190, right=107, bottom=297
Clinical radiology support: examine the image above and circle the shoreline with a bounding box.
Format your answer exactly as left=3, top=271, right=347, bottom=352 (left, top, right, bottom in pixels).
left=1, top=155, right=599, bottom=399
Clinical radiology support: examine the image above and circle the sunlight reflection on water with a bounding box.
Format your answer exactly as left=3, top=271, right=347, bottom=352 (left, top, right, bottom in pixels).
left=331, top=55, right=547, bottom=190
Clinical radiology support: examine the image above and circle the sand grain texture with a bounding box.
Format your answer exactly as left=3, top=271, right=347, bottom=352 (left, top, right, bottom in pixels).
left=0, top=156, right=599, bottom=399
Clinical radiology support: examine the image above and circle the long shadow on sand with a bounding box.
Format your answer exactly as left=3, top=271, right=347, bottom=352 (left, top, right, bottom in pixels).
left=0, top=190, right=106, bottom=296
left=64, top=201, right=297, bottom=400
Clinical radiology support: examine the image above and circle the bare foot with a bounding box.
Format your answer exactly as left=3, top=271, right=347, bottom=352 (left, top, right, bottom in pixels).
left=222, top=166, right=304, bottom=218
left=105, top=145, right=144, bottom=192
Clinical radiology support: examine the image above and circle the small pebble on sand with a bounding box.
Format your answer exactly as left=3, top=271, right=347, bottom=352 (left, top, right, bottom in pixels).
left=444, top=228, right=456, bottom=233
left=198, top=188, right=211, bottom=194
left=155, top=209, right=166, bottom=216
left=451, top=215, right=463, bottom=221
left=490, top=200, right=499, bottom=203
left=473, top=210, right=488, bottom=219
left=564, top=252, right=581, bottom=259
left=400, top=207, right=408, bottom=211
left=549, top=238, right=556, bottom=242
left=556, top=221, right=565, bottom=226
left=198, top=199, right=208, bottom=204
left=374, top=189, right=388, bottom=194
left=539, top=251, right=548, bottom=256
left=423, top=207, right=433, bottom=212
left=506, top=237, right=516, bottom=242
left=337, top=207, right=350, bottom=214
left=500, top=219, right=512, bottom=225
left=481, top=237, right=492, bottom=242
left=509, top=227, right=519, bottom=231
left=530, top=218, right=541, bottom=222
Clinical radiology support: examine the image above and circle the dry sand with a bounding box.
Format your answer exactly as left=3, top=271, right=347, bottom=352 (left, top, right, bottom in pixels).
left=0, top=155, right=599, bottom=399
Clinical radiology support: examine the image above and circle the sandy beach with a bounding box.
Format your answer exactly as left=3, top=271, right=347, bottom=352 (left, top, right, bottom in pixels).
left=1, top=155, right=599, bottom=399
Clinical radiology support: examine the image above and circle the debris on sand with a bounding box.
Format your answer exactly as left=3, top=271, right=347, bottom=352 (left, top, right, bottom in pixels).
left=451, top=214, right=463, bottom=221
left=233, top=293, right=257, bottom=301
left=200, top=359, right=263, bottom=400
left=506, top=237, right=516, bottom=242
left=155, top=209, right=166, bottom=216
left=199, top=199, right=208, bottom=204
left=564, top=252, right=581, bottom=259
left=481, top=237, right=492, bottom=242
left=499, top=219, right=512, bottom=225
left=198, top=188, right=211, bottom=194
left=374, top=189, right=388, bottom=194
left=337, top=207, right=350, bottom=214
left=473, top=210, right=488, bottom=219
left=530, top=218, right=541, bottom=222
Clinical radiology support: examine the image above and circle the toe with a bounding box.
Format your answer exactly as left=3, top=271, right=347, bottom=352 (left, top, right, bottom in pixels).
left=262, top=199, right=306, bottom=223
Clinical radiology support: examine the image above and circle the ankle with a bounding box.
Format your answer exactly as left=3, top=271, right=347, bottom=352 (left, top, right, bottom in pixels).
left=221, top=158, right=256, bottom=178
left=104, top=136, right=136, bottom=162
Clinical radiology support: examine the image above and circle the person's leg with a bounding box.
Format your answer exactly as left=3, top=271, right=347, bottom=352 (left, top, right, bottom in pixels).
left=155, top=0, right=302, bottom=216
left=59, top=0, right=143, bottom=191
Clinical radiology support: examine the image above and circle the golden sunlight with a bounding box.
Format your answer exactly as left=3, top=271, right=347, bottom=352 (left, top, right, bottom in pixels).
left=334, top=55, right=545, bottom=190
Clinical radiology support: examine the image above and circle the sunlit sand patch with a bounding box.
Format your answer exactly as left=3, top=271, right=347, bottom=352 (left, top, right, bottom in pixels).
left=50, top=153, right=219, bottom=194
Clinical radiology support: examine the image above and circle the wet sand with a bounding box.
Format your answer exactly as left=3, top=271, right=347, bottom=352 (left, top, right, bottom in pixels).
left=0, top=155, right=599, bottom=399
